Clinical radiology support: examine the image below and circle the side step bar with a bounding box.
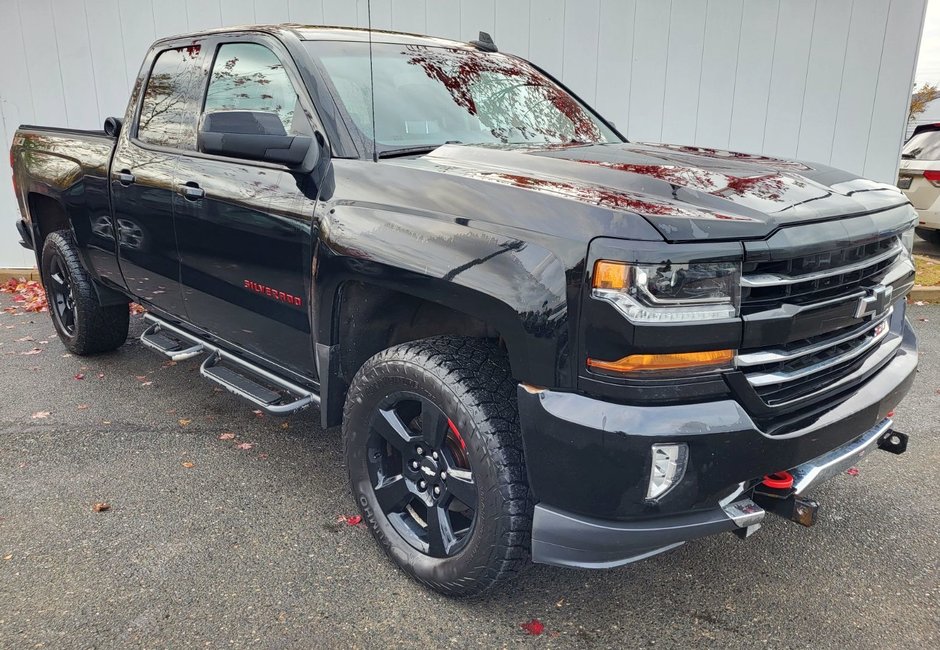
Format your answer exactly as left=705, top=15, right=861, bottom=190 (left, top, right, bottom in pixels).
left=141, top=321, right=205, bottom=361
left=140, top=314, right=319, bottom=415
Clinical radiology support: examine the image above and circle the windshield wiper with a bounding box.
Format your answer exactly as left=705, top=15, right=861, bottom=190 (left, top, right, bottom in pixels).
left=377, top=141, right=465, bottom=159
left=377, top=144, right=446, bottom=159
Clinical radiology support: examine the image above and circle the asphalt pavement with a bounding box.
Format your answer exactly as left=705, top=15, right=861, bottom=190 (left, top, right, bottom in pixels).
left=0, top=296, right=937, bottom=649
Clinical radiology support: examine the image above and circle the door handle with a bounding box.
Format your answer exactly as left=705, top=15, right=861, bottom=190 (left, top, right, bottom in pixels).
left=181, top=182, right=205, bottom=200
left=117, top=170, right=135, bottom=186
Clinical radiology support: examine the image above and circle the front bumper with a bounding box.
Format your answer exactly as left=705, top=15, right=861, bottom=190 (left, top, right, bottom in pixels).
left=531, top=418, right=895, bottom=568
left=518, top=318, right=917, bottom=568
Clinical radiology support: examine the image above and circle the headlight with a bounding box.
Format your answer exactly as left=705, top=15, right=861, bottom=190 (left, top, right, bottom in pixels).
left=592, top=259, right=741, bottom=323
left=900, top=227, right=915, bottom=260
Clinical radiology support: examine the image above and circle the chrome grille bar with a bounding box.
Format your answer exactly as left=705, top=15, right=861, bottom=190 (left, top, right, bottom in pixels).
left=744, top=318, right=891, bottom=388
left=736, top=308, right=893, bottom=368
left=742, top=241, right=902, bottom=288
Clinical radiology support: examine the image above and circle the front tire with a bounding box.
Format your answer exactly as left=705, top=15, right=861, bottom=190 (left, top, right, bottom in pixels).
left=343, top=336, right=532, bottom=597
left=40, top=230, right=129, bottom=355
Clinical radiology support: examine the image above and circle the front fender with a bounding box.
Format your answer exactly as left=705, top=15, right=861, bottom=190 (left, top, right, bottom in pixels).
left=314, top=202, right=581, bottom=389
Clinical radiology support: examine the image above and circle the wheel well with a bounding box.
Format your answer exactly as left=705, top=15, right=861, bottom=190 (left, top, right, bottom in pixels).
left=335, top=282, right=504, bottom=386
left=27, top=193, right=69, bottom=250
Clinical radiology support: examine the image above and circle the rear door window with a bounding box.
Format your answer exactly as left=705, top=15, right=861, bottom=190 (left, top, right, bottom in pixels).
left=137, top=45, right=206, bottom=150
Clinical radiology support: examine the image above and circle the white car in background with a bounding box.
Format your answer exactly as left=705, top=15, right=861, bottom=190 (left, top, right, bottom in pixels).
left=899, top=123, right=940, bottom=245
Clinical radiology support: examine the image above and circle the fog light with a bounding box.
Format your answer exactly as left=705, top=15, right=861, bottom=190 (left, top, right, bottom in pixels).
left=647, top=443, right=688, bottom=500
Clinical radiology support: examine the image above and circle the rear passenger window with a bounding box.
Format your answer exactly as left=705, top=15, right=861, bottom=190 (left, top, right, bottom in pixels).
left=137, top=45, right=205, bottom=150
left=204, top=43, right=303, bottom=134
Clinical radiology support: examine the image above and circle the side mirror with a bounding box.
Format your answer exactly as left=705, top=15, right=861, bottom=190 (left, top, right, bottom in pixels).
left=199, top=110, right=314, bottom=168
left=104, top=117, right=123, bottom=137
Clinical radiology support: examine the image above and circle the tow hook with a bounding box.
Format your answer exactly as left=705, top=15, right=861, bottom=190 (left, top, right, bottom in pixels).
left=878, top=428, right=909, bottom=455
left=752, top=474, right=819, bottom=528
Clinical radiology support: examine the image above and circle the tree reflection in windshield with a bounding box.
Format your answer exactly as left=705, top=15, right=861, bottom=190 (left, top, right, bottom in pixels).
left=307, top=41, right=620, bottom=150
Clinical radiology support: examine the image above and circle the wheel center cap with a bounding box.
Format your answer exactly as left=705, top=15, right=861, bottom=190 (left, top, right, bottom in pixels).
left=419, top=456, right=440, bottom=478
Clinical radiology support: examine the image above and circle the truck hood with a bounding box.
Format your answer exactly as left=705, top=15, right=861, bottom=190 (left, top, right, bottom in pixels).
left=393, top=142, right=910, bottom=241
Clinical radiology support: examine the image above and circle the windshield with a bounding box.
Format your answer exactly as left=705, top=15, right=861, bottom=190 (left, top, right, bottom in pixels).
left=304, top=41, right=621, bottom=154
left=902, top=129, right=940, bottom=161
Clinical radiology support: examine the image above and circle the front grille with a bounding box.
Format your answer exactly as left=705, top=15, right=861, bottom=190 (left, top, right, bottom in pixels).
left=741, top=237, right=901, bottom=313
left=735, top=234, right=910, bottom=422
left=737, top=310, right=893, bottom=407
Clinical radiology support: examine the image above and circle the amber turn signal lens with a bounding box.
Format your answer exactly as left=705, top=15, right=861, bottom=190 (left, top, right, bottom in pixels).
left=593, top=260, right=629, bottom=290
left=587, top=349, right=734, bottom=373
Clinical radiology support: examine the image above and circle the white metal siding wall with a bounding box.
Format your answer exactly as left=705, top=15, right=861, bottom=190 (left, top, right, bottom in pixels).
left=0, top=0, right=927, bottom=268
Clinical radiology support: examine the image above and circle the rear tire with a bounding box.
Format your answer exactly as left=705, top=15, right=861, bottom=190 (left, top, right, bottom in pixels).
left=343, top=336, right=532, bottom=597
left=40, top=230, right=129, bottom=355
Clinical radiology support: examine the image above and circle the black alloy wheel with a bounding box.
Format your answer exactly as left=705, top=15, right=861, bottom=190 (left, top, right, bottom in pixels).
left=367, top=392, right=478, bottom=558
left=343, top=336, right=533, bottom=596
left=47, top=252, right=77, bottom=336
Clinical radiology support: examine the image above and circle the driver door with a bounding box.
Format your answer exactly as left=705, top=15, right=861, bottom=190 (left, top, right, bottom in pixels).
left=172, top=37, right=321, bottom=377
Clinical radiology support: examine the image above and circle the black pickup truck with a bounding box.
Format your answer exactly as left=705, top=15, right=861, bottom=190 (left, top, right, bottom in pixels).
left=10, top=25, right=918, bottom=596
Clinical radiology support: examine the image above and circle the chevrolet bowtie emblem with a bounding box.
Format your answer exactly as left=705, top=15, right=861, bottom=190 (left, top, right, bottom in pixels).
left=855, top=284, right=893, bottom=319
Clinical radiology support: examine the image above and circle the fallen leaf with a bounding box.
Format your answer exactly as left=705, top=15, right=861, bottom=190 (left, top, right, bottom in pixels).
left=61, top=353, right=72, bottom=358
left=135, top=375, right=148, bottom=381
left=129, top=302, right=146, bottom=315
left=102, top=420, right=111, bottom=425
left=181, top=461, right=195, bottom=469
left=162, top=360, right=177, bottom=368
left=258, top=453, right=269, bottom=460
left=252, top=409, right=264, bottom=418
left=140, top=381, right=152, bottom=387
left=236, top=442, right=254, bottom=450
left=15, top=336, right=34, bottom=342
left=77, top=404, right=89, bottom=410
left=92, top=502, right=110, bottom=512
left=178, top=418, right=192, bottom=427
left=74, top=373, right=85, bottom=380
left=3, top=554, right=11, bottom=561
left=846, top=467, right=860, bottom=476
left=520, top=619, right=545, bottom=636
left=918, top=317, right=929, bottom=322
left=31, top=411, right=50, bottom=419
left=914, top=300, right=926, bottom=306
left=21, top=348, right=41, bottom=355
left=218, top=432, right=235, bottom=440
left=280, top=422, right=290, bottom=429
left=96, top=373, right=105, bottom=379
left=337, top=514, right=362, bottom=526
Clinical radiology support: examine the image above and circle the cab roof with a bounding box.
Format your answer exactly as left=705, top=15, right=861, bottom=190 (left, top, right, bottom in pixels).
left=161, top=23, right=477, bottom=50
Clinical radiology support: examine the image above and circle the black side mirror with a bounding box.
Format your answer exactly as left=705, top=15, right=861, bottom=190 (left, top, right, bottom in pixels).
left=104, top=117, right=123, bottom=137
left=199, top=110, right=314, bottom=168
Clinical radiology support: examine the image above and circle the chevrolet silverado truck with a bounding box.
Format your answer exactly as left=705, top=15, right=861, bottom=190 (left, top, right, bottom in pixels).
left=10, top=25, right=918, bottom=596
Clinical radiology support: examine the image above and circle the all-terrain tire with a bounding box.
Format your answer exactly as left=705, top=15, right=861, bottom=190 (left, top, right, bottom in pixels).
left=40, top=230, right=129, bottom=355
left=343, top=336, right=533, bottom=597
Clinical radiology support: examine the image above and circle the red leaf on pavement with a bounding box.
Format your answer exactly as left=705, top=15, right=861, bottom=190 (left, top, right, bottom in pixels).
left=74, top=373, right=85, bottom=380
left=337, top=514, right=363, bottom=526
left=252, top=409, right=264, bottom=418
left=129, top=302, right=146, bottom=315
left=218, top=432, right=236, bottom=440
left=236, top=442, right=254, bottom=450
left=520, top=619, right=545, bottom=636
left=96, top=373, right=105, bottom=379
left=92, top=502, right=110, bottom=512
left=846, top=467, right=860, bottom=476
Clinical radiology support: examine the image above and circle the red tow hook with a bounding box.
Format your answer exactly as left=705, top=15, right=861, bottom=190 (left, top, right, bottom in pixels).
left=762, top=471, right=794, bottom=490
